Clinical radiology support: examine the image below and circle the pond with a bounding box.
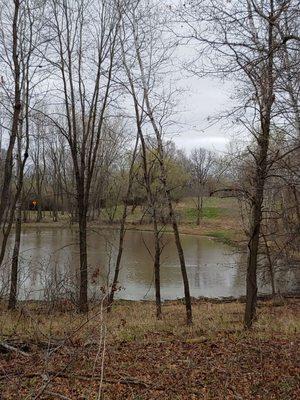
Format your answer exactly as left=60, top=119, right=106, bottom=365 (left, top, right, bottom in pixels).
left=0, top=227, right=297, bottom=301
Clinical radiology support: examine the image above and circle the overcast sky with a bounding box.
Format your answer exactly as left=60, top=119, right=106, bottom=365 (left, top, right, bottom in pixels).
left=170, top=74, right=234, bottom=155
left=162, top=4, right=237, bottom=156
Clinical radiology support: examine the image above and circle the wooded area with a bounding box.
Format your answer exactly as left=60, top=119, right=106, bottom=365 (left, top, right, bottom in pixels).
left=0, top=0, right=299, bottom=398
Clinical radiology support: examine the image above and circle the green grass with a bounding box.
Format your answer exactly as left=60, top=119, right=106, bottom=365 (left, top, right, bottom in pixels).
left=184, top=206, right=221, bottom=221
left=22, top=197, right=241, bottom=234
left=178, top=197, right=239, bottom=223
left=206, top=230, right=234, bottom=245
left=182, top=196, right=238, bottom=209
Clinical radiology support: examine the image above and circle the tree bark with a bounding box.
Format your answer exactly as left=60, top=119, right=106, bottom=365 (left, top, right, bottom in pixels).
left=244, top=0, right=276, bottom=329
left=78, top=195, right=88, bottom=313
left=0, top=0, right=21, bottom=228
left=8, top=200, right=22, bottom=310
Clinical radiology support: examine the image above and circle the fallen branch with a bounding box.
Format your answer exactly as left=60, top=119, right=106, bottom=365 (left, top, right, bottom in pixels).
left=0, top=342, right=30, bottom=357
left=48, top=372, right=150, bottom=388
left=0, top=371, right=150, bottom=388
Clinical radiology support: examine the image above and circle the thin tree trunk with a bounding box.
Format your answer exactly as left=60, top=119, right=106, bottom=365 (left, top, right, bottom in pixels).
left=0, top=0, right=21, bottom=228
left=262, top=233, right=276, bottom=297
left=153, top=219, right=162, bottom=319
left=244, top=1, right=275, bottom=329
left=141, top=91, right=192, bottom=324
left=78, top=198, right=88, bottom=313
left=138, top=135, right=162, bottom=319
left=8, top=91, right=29, bottom=309
left=138, top=140, right=162, bottom=319
left=133, top=29, right=192, bottom=324
left=165, top=191, right=192, bottom=324
left=120, top=41, right=162, bottom=319
left=244, top=206, right=260, bottom=327
left=8, top=200, right=22, bottom=310
left=36, top=170, right=43, bottom=222
left=291, top=185, right=300, bottom=228
left=196, top=193, right=200, bottom=226
left=244, top=116, right=272, bottom=329
left=200, top=193, right=203, bottom=219
left=107, top=136, right=139, bottom=312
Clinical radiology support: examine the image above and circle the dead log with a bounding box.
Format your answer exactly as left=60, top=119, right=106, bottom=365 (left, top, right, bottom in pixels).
left=0, top=341, right=30, bottom=357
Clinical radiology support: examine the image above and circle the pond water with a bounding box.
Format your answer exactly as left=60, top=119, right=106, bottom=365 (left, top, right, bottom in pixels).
left=0, top=227, right=297, bottom=301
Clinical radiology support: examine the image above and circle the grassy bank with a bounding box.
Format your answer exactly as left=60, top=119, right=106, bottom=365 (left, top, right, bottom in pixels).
left=0, top=299, right=299, bottom=399
left=21, top=197, right=244, bottom=245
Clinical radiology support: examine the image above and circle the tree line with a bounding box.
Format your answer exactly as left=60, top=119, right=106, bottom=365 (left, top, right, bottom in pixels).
left=0, top=0, right=299, bottom=328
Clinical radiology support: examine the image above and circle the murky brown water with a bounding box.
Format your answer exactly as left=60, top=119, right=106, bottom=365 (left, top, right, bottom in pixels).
left=0, top=227, right=297, bottom=301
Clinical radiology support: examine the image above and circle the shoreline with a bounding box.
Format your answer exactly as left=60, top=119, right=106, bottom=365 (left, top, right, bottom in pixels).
left=19, top=220, right=241, bottom=246
left=2, top=292, right=299, bottom=309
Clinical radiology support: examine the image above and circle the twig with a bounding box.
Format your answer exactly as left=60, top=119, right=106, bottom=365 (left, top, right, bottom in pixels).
left=7, top=371, right=150, bottom=388
left=0, top=342, right=30, bottom=357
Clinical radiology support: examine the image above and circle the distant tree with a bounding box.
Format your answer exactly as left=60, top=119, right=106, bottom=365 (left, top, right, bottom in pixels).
left=31, top=115, right=47, bottom=222
left=189, top=147, right=214, bottom=225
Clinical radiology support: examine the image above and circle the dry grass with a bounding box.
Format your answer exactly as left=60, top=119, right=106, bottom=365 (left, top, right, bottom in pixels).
left=1, top=299, right=299, bottom=399
left=1, top=299, right=299, bottom=346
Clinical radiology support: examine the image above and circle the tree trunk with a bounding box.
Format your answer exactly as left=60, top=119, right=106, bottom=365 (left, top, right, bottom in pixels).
left=145, top=105, right=192, bottom=324
left=107, top=218, right=126, bottom=312
left=262, top=233, right=276, bottom=297
left=244, top=2, right=275, bottom=329
left=196, top=193, right=200, bottom=226
left=107, top=138, right=139, bottom=312
left=8, top=201, right=22, bottom=310
left=153, top=220, right=162, bottom=319
left=140, top=143, right=162, bottom=319
left=8, top=124, right=28, bottom=310
left=244, top=128, right=271, bottom=329
left=53, top=184, right=58, bottom=222
left=78, top=198, right=88, bottom=313
left=167, top=193, right=192, bottom=324
left=0, top=0, right=21, bottom=228
left=36, top=180, right=43, bottom=222
left=121, top=48, right=163, bottom=319
left=133, top=35, right=192, bottom=324
left=291, top=185, right=300, bottom=229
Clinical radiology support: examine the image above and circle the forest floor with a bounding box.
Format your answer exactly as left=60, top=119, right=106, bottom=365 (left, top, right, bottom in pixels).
left=22, top=197, right=244, bottom=246
left=0, top=299, right=299, bottom=399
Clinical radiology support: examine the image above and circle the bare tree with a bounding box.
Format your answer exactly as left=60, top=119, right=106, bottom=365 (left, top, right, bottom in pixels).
left=180, top=0, right=300, bottom=327
left=0, top=0, right=45, bottom=308
left=0, top=0, right=22, bottom=227
left=121, top=0, right=193, bottom=324
left=31, top=115, right=47, bottom=222
left=107, top=132, right=139, bottom=312
left=190, top=147, right=214, bottom=225
left=42, top=0, right=121, bottom=312
left=8, top=113, right=29, bottom=310
left=120, top=35, right=164, bottom=319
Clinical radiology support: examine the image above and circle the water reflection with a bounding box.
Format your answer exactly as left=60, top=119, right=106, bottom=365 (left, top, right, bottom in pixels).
left=0, top=227, right=298, bottom=301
